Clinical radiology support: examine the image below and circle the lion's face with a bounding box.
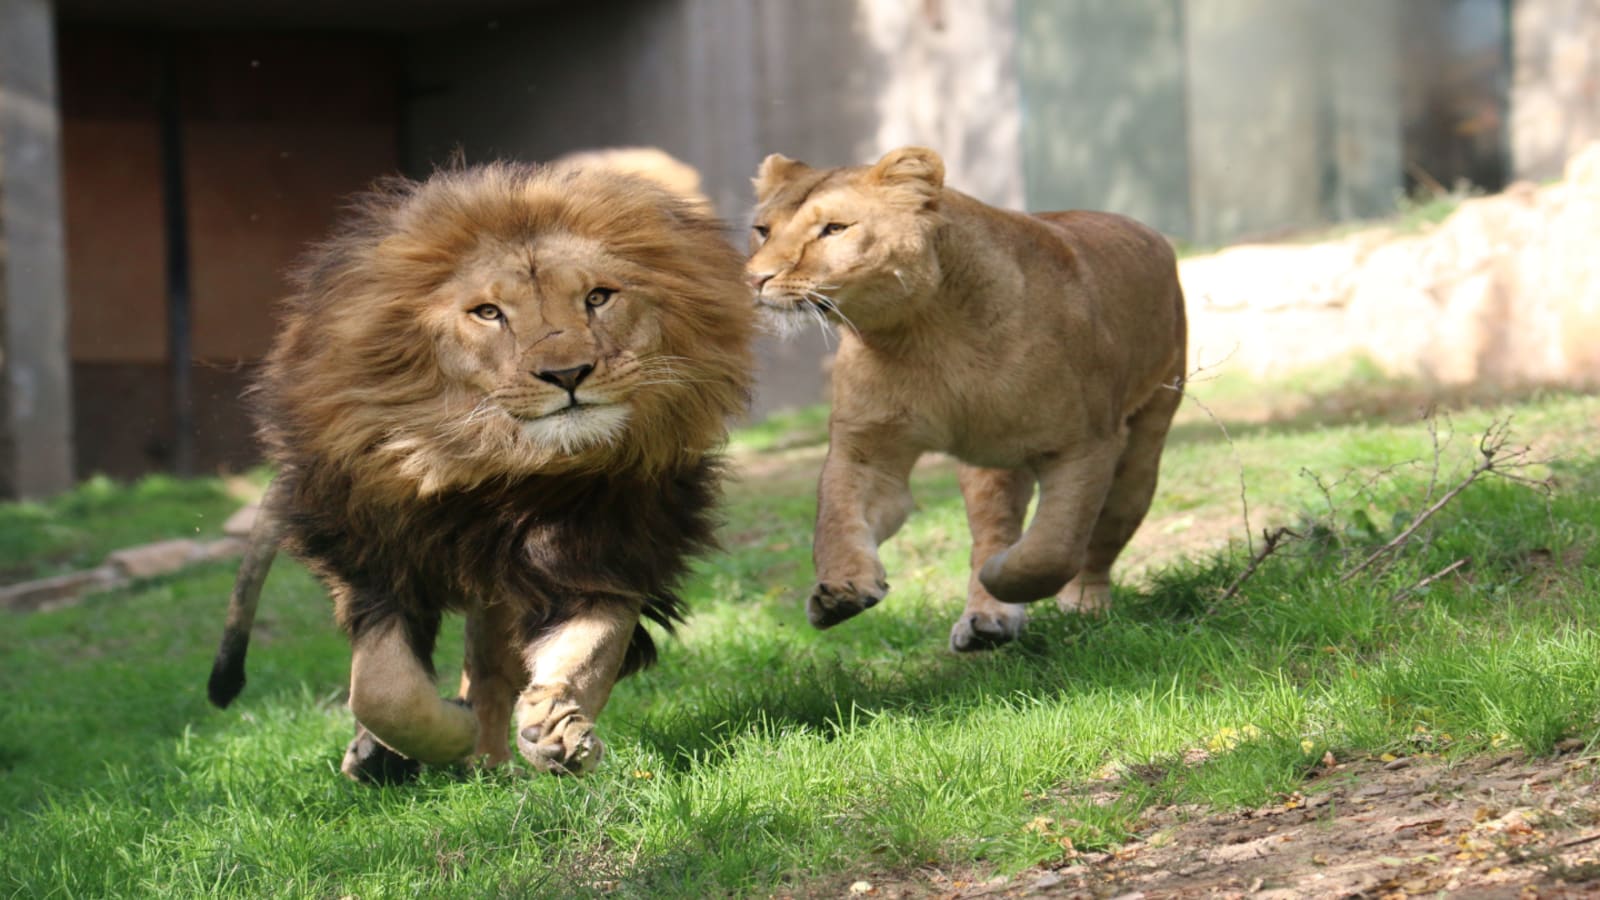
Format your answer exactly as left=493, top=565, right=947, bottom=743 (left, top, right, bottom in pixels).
left=266, top=163, right=754, bottom=494
left=745, top=147, right=947, bottom=335
left=429, top=235, right=667, bottom=456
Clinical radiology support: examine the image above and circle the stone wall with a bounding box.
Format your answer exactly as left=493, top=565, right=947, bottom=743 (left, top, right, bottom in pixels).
left=1184, top=143, right=1600, bottom=388
left=1512, top=0, right=1600, bottom=181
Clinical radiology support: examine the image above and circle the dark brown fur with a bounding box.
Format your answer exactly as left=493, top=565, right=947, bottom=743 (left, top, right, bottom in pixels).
left=208, top=159, right=753, bottom=778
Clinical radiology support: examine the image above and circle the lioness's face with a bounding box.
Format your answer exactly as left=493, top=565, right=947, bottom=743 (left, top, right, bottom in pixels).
left=429, top=234, right=662, bottom=455
left=746, top=148, right=946, bottom=335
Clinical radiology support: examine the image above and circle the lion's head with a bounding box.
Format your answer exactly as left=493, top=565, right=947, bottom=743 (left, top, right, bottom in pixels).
left=745, top=146, right=948, bottom=335
left=262, top=162, right=754, bottom=495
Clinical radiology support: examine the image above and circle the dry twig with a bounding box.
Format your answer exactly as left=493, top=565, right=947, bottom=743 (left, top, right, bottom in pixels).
left=1390, top=556, right=1471, bottom=604
left=1218, top=526, right=1301, bottom=603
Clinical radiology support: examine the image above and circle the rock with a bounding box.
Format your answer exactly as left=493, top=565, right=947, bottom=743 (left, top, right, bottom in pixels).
left=0, top=566, right=122, bottom=612
left=1032, top=871, right=1064, bottom=891
left=107, top=539, right=204, bottom=579
left=1182, top=139, right=1600, bottom=388
left=223, top=503, right=260, bottom=538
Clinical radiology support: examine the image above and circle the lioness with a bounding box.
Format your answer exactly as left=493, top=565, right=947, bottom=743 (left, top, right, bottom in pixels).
left=207, top=161, right=753, bottom=782
left=746, top=146, right=1186, bottom=651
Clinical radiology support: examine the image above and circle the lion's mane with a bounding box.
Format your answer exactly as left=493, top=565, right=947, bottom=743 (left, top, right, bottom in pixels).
left=255, top=161, right=754, bottom=673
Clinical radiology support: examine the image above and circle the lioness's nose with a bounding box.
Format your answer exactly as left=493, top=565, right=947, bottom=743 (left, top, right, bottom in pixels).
left=534, top=364, right=594, bottom=392
left=747, top=271, right=774, bottom=291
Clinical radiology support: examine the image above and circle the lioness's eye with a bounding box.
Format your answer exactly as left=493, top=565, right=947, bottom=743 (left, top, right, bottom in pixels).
left=470, top=303, right=502, bottom=321
left=820, top=222, right=849, bottom=237
left=753, top=225, right=770, bottom=240
left=585, top=287, right=616, bottom=309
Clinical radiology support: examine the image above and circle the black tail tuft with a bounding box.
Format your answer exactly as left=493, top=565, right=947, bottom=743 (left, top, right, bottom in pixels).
left=207, top=630, right=250, bottom=708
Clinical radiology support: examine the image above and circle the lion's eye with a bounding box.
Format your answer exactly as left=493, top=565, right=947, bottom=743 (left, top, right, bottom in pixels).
left=470, top=303, right=503, bottom=321
left=820, top=222, right=849, bottom=237
left=585, top=287, right=616, bottom=309
left=753, top=225, right=770, bottom=241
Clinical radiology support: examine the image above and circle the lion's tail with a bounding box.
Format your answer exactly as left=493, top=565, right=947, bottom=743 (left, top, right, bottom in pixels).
left=207, top=477, right=288, bottom=709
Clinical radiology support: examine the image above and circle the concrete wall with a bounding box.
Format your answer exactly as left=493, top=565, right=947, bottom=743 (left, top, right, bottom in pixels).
left=404, top=0, right=1026, bottom=417
left=0, top=0, right=74, bottom=497
left=1185, top=0, right=1401, bottom=245
left=1014, top=0, right=1189, bottom=235
left=57, top=30, right=401, bottom=478
left=1512, top=0, right=1600, bottom=181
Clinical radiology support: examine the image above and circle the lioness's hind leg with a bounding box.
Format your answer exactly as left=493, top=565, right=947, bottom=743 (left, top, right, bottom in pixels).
left=979, top=444, right=1121, bottom=604
left=950, top=465, right=1033, bottom=652
left=515, top=599, right=640, bottom=775
left=1059, top=373, right=1183, bottom=616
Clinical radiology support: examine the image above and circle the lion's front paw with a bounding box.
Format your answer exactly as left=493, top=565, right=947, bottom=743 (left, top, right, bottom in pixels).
left=948, top=604, right=1027, bottom=652
left=806, top=579, right=887, bottom=629
left=341, top=726, right=422, bottom=785
left=516, top=698, right=604, bottom=775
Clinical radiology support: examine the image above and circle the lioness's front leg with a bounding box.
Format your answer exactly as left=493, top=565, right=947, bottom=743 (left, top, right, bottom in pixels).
left=809, top=432, right=919, bottom=629
left=515, top=598, right=640, bottom=774
left=979, top=442, right=1121, bottom=604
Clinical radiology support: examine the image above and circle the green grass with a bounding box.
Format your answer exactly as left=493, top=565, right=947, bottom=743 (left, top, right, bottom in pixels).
left=2, top=391, right=1598, bottom=897
left=0, top=472, right=264, bottom=584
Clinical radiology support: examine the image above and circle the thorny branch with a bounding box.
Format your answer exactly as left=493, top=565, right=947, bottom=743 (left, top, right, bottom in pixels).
left=1169, top=347, right=1255, bottom=555
left=1214, top=414, right=1551, bottom=605
left=1339, top=418, right=1551, bottom=583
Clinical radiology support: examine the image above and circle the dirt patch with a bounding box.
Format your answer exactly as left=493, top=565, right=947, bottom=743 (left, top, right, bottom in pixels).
left=830, top=746, right=1600, bottom=899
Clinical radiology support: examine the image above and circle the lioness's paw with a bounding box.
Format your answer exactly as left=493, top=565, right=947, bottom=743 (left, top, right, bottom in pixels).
left=949, top=605, right=1027, bottom=652
left=517, top=714, right=604, bottom=775
left=341, top=727, right=422, bottom=785
left=806, top=579, right=887, bottom=629
left=1057, top=579, right=1112, bottom=616
left=978, top=551, right=1072, bottom=605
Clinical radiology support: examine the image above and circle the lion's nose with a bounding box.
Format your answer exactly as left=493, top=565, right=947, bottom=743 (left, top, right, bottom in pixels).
left=534, top=364, right=594, bottom=392
left=746, top=271, right=774, bottom=291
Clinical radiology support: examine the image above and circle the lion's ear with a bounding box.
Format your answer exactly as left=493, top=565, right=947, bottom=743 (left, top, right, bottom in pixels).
left=753, top=153, right=810, bottom=198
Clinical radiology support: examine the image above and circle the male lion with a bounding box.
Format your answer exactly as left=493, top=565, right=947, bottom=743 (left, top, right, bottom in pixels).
left=746, top=146, right=1186, bottom=652
left=206, top=161, right=753, bottom=782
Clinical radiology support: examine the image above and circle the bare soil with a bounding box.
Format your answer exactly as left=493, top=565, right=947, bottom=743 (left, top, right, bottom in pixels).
left=827, top=745, right=1600, bottom=899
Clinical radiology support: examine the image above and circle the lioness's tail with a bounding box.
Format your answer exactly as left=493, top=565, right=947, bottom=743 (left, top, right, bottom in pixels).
left=207, top=477, right=288, bottom=708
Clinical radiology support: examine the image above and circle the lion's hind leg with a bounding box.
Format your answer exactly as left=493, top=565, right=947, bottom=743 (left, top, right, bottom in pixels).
left=458, top=599, right=527, bottom=768
left=949, top=465, right=1034, bottom=652
left=1058, top=371, right=1184, bottom=616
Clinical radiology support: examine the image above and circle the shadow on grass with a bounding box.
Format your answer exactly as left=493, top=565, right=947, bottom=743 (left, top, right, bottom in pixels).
left=1170, top=374, right=1597, bottom=450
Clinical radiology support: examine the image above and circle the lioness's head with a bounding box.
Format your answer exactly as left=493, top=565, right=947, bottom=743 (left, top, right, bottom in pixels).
left=265, top=162, right=754, bottom=494
left=746, top=146, right=946, bottom=335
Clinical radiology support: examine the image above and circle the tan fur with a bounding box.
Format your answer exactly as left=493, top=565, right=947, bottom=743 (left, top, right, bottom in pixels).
left=747, top=146, right=1187, bottom=651
left=208, top=159, right=754, bottom=780
left=554, top=146, right=713, bottom=215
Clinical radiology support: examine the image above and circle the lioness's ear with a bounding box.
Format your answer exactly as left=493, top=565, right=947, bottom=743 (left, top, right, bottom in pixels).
left=869, top=146, right=945, bottom=192
left=753, top=153, right=811, bottom=199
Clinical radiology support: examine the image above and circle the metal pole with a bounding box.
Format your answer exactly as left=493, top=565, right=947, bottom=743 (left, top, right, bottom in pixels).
left=157, top=40, right=194, bottom=477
